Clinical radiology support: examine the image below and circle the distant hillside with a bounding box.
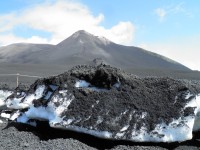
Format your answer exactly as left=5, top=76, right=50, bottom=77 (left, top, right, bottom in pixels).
left=0, top=30, right=190, bottom=71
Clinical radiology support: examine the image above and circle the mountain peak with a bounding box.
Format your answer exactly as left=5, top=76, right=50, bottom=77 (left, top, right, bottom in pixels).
left=71, top=30, right=93, bottom=39
left=57, top=30, right=112, bottom=46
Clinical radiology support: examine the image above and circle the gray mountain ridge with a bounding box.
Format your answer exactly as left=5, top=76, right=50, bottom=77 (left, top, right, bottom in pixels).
left=0, top=30, right=190, bottom=71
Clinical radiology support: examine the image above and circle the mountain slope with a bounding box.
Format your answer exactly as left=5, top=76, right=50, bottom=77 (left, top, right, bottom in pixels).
left=0, top=30, right=190, bottom=71
left=0, top=43, right=54, bottom=63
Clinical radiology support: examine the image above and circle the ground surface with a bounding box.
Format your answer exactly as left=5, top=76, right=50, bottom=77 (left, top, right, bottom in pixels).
left=1, top=63, right=200, bottom=90
left=0, top=121, right=200, bottom=150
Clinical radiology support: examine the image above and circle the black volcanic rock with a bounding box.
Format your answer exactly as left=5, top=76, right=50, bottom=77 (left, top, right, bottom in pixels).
left=1, top=65, right=200, bottom=143
left=92, top=58, right=107, bottom=66
left=0, top=30, right=190, bottom=71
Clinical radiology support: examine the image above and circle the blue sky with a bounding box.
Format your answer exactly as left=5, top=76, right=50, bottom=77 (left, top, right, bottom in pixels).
left=0, top=0, right=200, bottom=70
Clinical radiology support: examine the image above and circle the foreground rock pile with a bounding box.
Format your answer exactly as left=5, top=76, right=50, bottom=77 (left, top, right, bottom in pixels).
left=0, top=64, right=200, bottom=143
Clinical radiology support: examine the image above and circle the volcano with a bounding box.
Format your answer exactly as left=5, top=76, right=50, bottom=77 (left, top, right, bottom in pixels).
left=0, top=30, right=190, bottom=71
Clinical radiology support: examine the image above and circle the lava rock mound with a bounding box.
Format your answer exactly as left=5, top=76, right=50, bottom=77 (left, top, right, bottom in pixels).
left=1, top=64, right=200, bottom=142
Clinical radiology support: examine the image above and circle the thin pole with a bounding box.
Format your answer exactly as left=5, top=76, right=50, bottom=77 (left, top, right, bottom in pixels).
left=17, top=73, right=19, bottom=87
left=0, top=73, right=43, bottom=88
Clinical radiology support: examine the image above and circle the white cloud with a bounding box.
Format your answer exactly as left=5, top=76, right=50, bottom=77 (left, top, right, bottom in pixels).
left=0, top=34, right=49, bottom=46
left=138, top=36, right=200, bottom=71
left=92, top=21, right=135, bottom=45
left=155, top=8, right=166, bottom=21
left=0, top=14, right=16, bottom=32
left=154, top=2, right=191, bottom=21
left=169, top=2, right=185, bottom=14
left=0, top=0, right=135, bottom=46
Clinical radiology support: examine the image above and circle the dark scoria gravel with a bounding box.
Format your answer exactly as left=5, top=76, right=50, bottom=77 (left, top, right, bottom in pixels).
left=0, top=122, right=96, bottom=150
left=1, top=121, right=200, bottom=150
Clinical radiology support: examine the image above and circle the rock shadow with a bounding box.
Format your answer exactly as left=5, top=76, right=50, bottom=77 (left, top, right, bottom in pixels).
left=4, top=121, right=200, bottom=150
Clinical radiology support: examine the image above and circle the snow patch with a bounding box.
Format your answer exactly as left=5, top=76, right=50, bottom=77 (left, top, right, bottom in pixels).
left=116, top=132, right=125, bottom=138
left=129, top=94, right=200, bottom=142
left=25, top=106, right=55, bottom=121
left=0, top=110, right=20, bottom=121
left=75, top=80, right=108, bottom=91
left=141, top=112, right=147, bottom=119
left=0, top=90, right=13, bottom=107
left=185, top=92, right=194, bottom=99
left=52, top=124, right=113, bottom=139
left=75, top=80, right=90, bottom=88
left=192, top=94, right=200, bottom=131
left=184, top=93, right=200, bottom=131
left=16, top=89, right=74, bottom=128
left=49, top=85, right=58, bottom=91
left=1, top=112, right=10, bottom=119
left=120, top=125, right=129, bottom=132
left=44, top=91, right=53, bottom=100
left=6, top=94, right=27, bottom=109
left=113, top=82, right=120, bottom=88
left=96, top=116, right=103, bottom=124
left=10, top=111, right=20, bottom=121
left=17, top=113, right=37, bottom=127
left=75, top=80, right=120, bottom=91
left=79, top=39, right=84, bottom=44
left=59, top=90, right=68, bottom=94
left=17, top=113, right=29, bottom=123
left=185, top=94, right=200, bottom=112
left=64, top=119, right=74, bottom=125
left=151, top=116, right=194, bottom=142
left=6, top=85, right=45, bottom=109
